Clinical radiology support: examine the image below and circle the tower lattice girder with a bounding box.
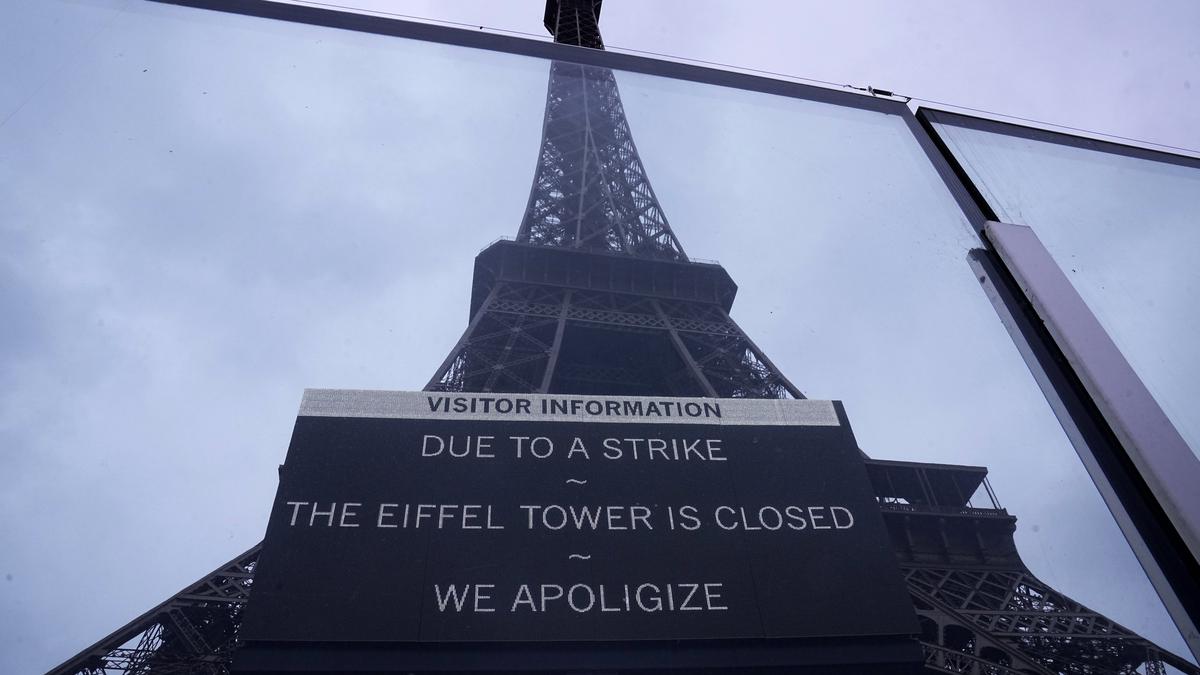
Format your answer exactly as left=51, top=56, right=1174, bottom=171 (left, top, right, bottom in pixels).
left=48, top=1, right=1198, bottom=674
left=871, top=460, right=1197, bottom=674
left=49, top=545, right=259, bottom=675
left=518, top=61, right=686, bottom=261
left=906, top=564, right=1189, bottom=674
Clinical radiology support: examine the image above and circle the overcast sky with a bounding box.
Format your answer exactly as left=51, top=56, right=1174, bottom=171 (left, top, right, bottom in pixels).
left=1, top=1, right=1197, bottom=673
left=299, top=0, right=1200, bottom=153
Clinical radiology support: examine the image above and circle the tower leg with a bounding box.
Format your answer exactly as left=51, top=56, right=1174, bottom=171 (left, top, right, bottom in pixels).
left=47, top=544, right=260, bottom=675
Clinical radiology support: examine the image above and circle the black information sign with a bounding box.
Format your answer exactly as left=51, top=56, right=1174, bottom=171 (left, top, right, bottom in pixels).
left=239, top=390, right=917, bottom=655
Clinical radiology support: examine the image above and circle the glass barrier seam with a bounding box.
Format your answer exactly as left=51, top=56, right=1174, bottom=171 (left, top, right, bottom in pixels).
left=905, top=108, right=993, bottom=235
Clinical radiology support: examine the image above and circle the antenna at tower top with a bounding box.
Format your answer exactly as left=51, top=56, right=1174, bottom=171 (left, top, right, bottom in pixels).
left=544, top=0, right=605, bottom=48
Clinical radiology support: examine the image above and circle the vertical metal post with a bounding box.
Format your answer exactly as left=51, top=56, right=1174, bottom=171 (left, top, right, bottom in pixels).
left=970, top=234, right=1200, bottom=658
left=539, top=290, right=573, bottom=392
left=986, top=221, right=1200, bottom=563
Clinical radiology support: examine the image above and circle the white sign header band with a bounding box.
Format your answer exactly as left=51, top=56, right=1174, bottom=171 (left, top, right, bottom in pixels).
left=298, top=389, right=841, bottom=427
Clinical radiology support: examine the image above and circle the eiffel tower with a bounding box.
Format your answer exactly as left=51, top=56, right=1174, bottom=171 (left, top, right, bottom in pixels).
left=50, top=1, right=1198, bottom=673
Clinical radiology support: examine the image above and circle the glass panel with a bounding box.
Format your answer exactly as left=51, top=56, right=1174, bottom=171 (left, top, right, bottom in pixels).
left=1, top=1, right=1192, bottom=673
left=614, top=76, right=1193, bottom=665
left=931, top=114, right=1200, bottom=462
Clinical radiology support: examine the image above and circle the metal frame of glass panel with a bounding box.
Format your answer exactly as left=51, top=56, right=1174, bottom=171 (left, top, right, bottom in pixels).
left=918, top=107, right=1200, bottom=658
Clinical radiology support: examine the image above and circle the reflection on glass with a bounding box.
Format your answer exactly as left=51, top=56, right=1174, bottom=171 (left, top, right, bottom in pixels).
left=617, top=73, right=1193, bottom=668
left=932, top=118, right=1200, bottom=463
left=0, top=0, right=1193, bottom=673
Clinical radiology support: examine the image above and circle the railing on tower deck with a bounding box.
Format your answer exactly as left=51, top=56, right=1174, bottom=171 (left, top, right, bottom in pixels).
left=865, top=459, right=1003, bottom=511
left=877, top=501, right=1012, bottom=519
left=479, top=235, right=722, bottom=266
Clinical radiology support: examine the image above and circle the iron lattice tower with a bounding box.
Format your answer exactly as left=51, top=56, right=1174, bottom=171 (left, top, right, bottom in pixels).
left=50, top=2, right=1197, bottom=674
left=425, top=1, right=797, bottom=400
